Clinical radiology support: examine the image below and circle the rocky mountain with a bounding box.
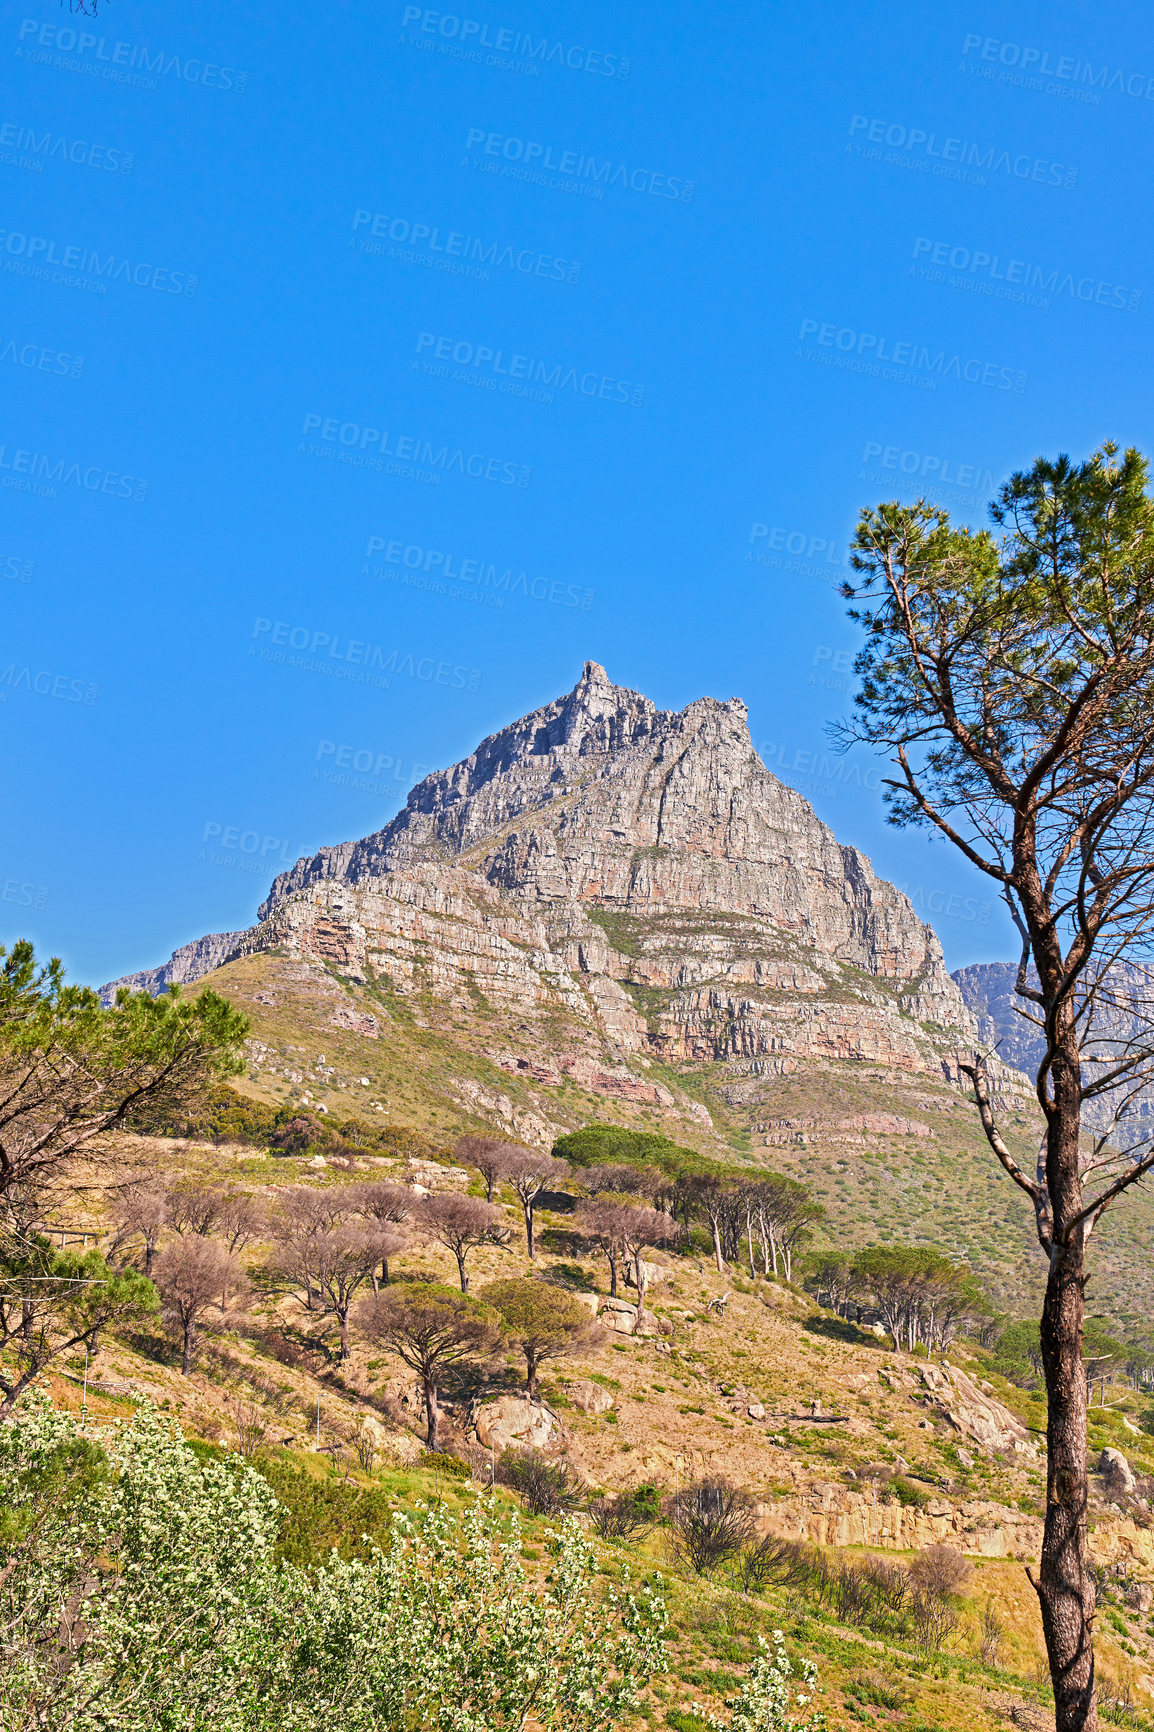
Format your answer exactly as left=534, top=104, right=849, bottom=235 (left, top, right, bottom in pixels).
left=101, top=928, right=248, bottom=1005
left=107, top=663, right=982, bottom=1100
left=954, top=958, right=1154, bottom=1140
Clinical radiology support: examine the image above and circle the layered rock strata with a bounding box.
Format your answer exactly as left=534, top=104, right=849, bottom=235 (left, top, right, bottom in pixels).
left=106, top=663, right=982, bottom=1097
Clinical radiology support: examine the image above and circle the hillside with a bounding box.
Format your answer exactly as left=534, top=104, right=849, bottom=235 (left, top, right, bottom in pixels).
left=42, top=1127, right=1154, bottom=1731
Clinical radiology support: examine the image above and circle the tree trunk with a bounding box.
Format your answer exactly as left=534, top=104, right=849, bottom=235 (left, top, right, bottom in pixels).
left=524, top=1201, right=535, bottom=1260
left=338, top=1308, right=350, bottom=1361
left=424, top=1370, right=440, bottom=1450
left=526, top=1347, right=539, bottom=1401
left=1039, top=1074, right=1097, bottom=1732
left=710, top=1215, right=724, bottom=1273
left=456, top=1250, right=468, bottom=1293
left=608, top=1251, right=618, bottom=1297
left=181, top=1317, right=194, bottom=1375
left=633, top=1251, right=647, bottom=1326
left=746, top=1212, right=755, bottom=1278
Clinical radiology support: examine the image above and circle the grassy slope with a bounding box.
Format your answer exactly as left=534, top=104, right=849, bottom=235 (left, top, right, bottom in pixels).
left=40, top=1121, right=1154, bottom=1732
left=200, top=947, right=1154, bottom=1332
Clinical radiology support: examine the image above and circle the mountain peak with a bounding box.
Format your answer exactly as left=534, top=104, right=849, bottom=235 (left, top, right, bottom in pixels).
left=106, top=661, right=977, bottom=1073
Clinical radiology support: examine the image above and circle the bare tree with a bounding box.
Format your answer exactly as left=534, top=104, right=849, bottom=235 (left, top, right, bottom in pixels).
left=419, top=1193, right=504, bottom=1292
left=576, top=1200, right=629, bottom=1296
left=841, top=444, right=1154, bottom=1729
left=454, top=1133, right=507, bottom=1203
left=217, top=1190, right=266, bottom=1255
left=667, top=1476, right=756, bottom=1575
left=581, top=1164, right=658, bottom=1198
left=153, top=1237, right=244, bottom=1374
left=493, top=1148, right=568, bottom=1260
left=615, top=1205, right=675, bottom=1323
left=167, top=1182, right=227, bottom=1238
left=108, top=1176, right=168, bottom=1274
left=358, top=1282, right=498, bottom=1451
left=349, top=1180, right=412, bottom=1285
left=292, top=1226, right=397, bottom=1361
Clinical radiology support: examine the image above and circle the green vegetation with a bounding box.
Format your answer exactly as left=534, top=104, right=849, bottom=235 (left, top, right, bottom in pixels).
left=0, top=1398, right=669, bottom=1732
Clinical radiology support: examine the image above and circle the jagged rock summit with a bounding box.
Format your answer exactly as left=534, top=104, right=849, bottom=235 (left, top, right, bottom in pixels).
left=257, top=661, right=954, bottom=990
left=107, top=664, right=980, bottom=1114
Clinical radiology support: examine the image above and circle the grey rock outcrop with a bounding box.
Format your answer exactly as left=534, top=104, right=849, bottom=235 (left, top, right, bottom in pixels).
left=100, top=929, right=247, bottom=1004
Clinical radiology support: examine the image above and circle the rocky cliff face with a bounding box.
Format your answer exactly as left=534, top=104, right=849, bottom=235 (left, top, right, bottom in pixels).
left=109, top=665, right=982, bottom=1106
left=100, top=929, right=248, bottom=1005
left=259, top=662, right=960, bottom=1002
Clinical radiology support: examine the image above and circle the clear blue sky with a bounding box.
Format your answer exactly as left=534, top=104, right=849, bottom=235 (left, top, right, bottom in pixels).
left=3, top=0, right=1150, bottom=985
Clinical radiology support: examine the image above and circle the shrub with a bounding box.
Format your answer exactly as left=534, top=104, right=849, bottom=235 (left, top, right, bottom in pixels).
left=590, top=1483, right=662, bottom=1541
left=1, top=1399, right=668, bottom=1731
left=908, top=1543, right=972, bottom=1599
left=667, top=1477, right=756, bottom=1575
left=497, top=1447, right=587, bottom=1516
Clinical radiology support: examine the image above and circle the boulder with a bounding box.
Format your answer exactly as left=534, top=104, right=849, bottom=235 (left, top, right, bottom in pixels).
left=475, top=1397, right=557, bottom=1452
left=1101, top=1447, right=1136, bottom=1493
left=920, top=1362, right=1036, bottom=1457
left=598, top=1295, right=660, bottom=1336
left=748, top=1402, right=766, bottom=1421
left=599, top=1297, right=637, bottom=1335
left=572, top=1291, right=600, bottom=1316
left=623, top=1258, right=669, bottom=1290
left=568, top=1379, right=614, bottom=1415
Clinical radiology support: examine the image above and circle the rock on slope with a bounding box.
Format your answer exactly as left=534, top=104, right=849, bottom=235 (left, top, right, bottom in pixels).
left=106, top=662, right=978, bottom=1092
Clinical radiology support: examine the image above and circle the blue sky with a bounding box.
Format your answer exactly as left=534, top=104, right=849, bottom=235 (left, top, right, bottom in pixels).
left=3, top=0, right=1151, bottom=985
